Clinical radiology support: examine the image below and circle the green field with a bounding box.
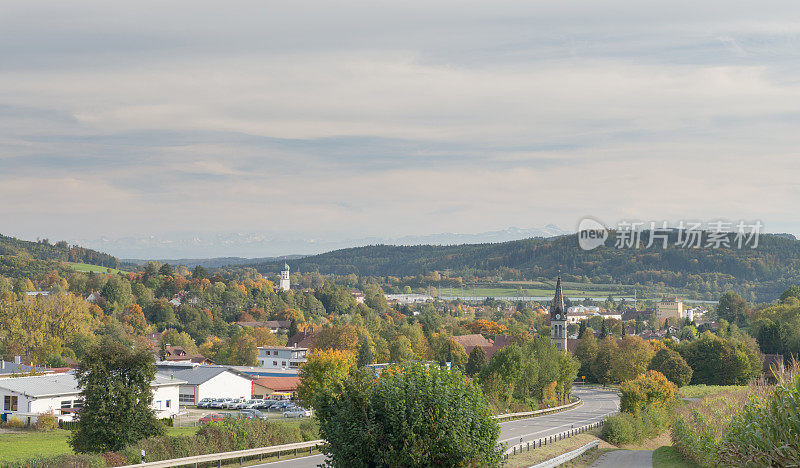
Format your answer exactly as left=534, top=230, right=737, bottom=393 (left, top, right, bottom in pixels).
left=0, top=426, right=197, bottom=462
left=437, top=286, right=635, bottom=299
left=67, top=262, right=125, bottom=274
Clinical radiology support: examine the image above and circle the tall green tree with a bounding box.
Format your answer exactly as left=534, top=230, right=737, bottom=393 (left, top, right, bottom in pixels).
left=465, top=345, right=487, bottom=377
left=357, top=337, right=374, bottom=367
left=717, top=291, right=749, bottom=326
left=70, top=340, right=164, bottom=453
left=648, top=347, right=693, bottom=387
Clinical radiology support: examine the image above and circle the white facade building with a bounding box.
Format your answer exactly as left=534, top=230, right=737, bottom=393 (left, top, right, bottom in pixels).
left=0, top=372, right=183, bottom=425
left=257, top=346, right=308, bottom=370
left=156, top=363, right=255, bottom=405
left=279, top=263, right=291, bottom=291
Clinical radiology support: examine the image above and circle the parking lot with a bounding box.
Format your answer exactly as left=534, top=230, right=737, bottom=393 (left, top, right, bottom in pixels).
left=172, top=399, right=312, bottom=427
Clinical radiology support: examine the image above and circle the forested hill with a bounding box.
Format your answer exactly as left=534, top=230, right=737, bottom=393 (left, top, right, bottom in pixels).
left=250, top=231, right=800, bottom=301
left=0, top=234, right=119, bottom=269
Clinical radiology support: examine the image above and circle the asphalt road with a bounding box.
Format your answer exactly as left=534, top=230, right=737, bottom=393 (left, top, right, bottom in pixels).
left=253, top=387, right=619, bottom=468
left=590, top=450, right=653, bottom=467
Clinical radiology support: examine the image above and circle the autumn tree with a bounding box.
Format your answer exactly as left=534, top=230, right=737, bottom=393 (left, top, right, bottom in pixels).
left=297, top=349, right=356, bottom=408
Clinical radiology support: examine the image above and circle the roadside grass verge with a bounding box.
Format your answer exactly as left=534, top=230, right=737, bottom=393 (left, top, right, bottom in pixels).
left=652, top=446, right=702, bottom=468
left=505, top=429, right=613, bottom=468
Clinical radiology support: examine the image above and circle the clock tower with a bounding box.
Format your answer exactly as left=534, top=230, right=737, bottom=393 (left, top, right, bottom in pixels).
left=550, top=275, right=568, bottom=351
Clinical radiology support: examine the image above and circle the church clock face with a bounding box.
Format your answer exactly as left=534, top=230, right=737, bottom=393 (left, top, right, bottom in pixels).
left=556, top=313, right=561, bottom=319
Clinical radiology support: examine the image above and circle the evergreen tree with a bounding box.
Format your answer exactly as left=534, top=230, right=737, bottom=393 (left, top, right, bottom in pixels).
left=578, top=320, right=587, bottom=339
left=599, top=319, right=609, bottom=340
left=289, top=319, right=299, bottom=339
left=357, top=337, right=374, bottom=367
left=465, top=345, right=487, bottom=377
left=70, top=339, right=164, bottom=453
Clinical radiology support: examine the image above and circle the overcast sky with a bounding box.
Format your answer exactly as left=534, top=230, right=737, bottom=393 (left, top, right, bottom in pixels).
left=3, top=1, right=800, bottom=257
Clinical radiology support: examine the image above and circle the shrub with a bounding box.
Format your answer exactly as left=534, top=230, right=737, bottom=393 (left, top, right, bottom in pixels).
left=5, top=454, right=106, bottom=468
left=5, top=417, right=25, bottom=428
left=620, top=370, right=676, bottom=414
left=603, top=412, right=636, bottom=445
left=100, top=452, right=127, bottom=467
left=35, top=412, right=57, bottom=431
left=120, top=418, right=314, bottom=464
left=602, top=405, right=671, bottom=446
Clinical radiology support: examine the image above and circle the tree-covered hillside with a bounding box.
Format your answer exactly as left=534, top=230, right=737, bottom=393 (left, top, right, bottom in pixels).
left=0, top=234, right=119, bottom=271
left=250, top=231, right=800, bottom=301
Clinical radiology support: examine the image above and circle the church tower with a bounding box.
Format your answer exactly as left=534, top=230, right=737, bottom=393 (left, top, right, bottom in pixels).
left=550, top=275, right=568, bottom=351
left=280, top=262, right=291, bottom=291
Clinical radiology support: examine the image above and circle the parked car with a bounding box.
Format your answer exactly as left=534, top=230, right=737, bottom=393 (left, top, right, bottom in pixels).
left=282, top=408, right=311, bottom=418
left=270, top=401, right=290, bottom=410
left=257, top=400, right=276, bottom=409
left=198, top=413, right=223, bottom=424
left=241, top=399, right=263, bottom=409
left=241, top=409, right=269, bottom=420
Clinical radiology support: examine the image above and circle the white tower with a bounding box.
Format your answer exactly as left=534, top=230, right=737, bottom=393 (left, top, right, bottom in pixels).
left=280, top=262, right=291, bottom=291
left=550, top=275, right=568, bottom=352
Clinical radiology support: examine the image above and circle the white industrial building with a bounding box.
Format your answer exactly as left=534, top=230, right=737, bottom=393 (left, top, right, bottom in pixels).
left=0, top=372, right=183, bottom=425
left=156, top=363, right=256, bottom=405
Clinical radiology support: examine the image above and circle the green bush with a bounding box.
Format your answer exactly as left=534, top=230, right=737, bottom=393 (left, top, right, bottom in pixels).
left=603, top=412, right=636, bottom=444
left=120, top=418, right=317, bottom=464
left=59, top=420, right=80, bottom=430
left=602, top=405, right=671, bottom=445
left=3, top=454, right=106, bottom=468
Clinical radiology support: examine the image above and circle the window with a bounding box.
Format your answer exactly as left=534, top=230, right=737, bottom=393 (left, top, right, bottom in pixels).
left=273, top=361, right=277, bottom=366
left=4, top=396, right=18, bottom=411
left=166, top=400, right=171, bottom=408
left=73, top=400, right=84, bottom=409
left=282, top=361, right=287, bottom=366
left=61, top=400, right=72, bottom=409
left=179, top=394, right=195, bottom=404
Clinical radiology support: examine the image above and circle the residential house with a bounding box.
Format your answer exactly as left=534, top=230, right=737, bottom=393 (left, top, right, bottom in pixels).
left=256, top=346, right=308, bottom=370
left=161, top=346, right=214, bottom=365
left=287, top=331, right=317, bottom=349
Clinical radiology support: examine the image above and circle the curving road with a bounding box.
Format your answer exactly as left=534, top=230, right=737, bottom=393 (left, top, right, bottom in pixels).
left=254, top=387, right=619, bottom=468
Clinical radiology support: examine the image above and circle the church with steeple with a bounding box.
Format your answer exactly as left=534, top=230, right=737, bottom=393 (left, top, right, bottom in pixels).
left=550, top=275, right=568, bottom=351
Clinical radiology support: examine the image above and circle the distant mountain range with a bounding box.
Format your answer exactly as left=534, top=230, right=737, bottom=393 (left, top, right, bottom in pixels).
left=79, top=225, right=570, bottom=260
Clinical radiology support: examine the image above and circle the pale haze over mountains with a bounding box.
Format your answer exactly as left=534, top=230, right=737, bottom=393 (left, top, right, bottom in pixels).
left=74, top=226, right=569, bottom=260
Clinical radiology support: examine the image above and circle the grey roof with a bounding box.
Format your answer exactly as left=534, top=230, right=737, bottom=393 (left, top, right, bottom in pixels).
left=0, top=372, right=185, bottom=398
left=156, top=364, right=255, bottom=386
left=0, top=361, right=39, bottom=375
